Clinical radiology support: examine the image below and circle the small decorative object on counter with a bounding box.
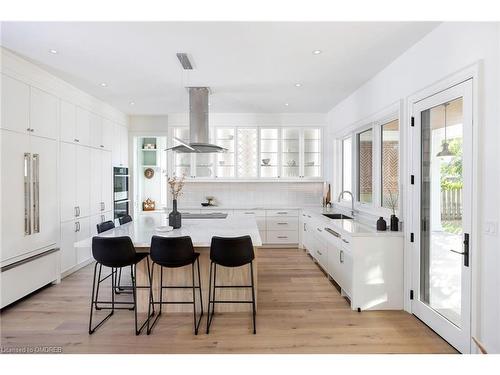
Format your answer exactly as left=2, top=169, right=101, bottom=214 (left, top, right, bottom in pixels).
left=206, top=196, right=215, bottom=206
left=387, top=190, right=399, bottom=231
left=390, top=215, right=399, bottom=231
left=377, top=217, right=387, bottom=231
left=142, top=198, right=155, bottom=211
left=168, top=175, right=185, bottom=229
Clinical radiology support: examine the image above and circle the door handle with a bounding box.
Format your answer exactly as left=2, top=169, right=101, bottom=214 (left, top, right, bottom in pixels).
left=32, top=154, right=40, bottom=233
left=24, top=153, right=32, bottom=235
left=450, top=233, right=469, bottom=267
left=340, top=250, right=344, bottom=263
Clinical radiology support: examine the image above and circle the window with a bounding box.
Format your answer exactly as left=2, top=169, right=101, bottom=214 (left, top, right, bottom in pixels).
left=381, top=119, right=399, bottom=210
left=342, top=137, right=352, bottom=192
left=357, top=128, right=373, bottom=203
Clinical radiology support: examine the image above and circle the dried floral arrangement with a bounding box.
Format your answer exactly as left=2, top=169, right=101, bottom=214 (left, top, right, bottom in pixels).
left=387, top=190, right=399, bottom=215
left=168, top=174, right=186, bottom=200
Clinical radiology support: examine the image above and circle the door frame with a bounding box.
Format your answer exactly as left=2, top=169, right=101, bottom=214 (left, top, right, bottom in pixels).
left=405, top=63, right=481, bottom=353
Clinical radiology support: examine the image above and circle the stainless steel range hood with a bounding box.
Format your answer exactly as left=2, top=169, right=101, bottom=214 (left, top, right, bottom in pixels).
left=169, top=87, right=226, bottom=153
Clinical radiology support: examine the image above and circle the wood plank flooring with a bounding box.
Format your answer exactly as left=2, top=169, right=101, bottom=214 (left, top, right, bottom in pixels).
left=0, top=248, right=456, bottom=354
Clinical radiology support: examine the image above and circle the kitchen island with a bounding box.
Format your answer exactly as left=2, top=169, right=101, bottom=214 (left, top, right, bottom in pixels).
left=86, top=214, right=262, bottom=313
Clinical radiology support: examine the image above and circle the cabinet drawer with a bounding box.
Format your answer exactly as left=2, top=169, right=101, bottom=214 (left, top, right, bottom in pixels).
left=1, top=249, right=59, bottom=308
left=266, top=217, right=298, bottom=231
left=233, top=209, right=266, bottom=217
left=266, top=209, right=298, bottom=217
left=266, top=230, right=298, bottom=244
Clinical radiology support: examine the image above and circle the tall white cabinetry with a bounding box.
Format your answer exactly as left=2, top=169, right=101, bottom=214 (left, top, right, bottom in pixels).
left=59, top=105, right=117, bottom=276
left=1, top=74, right=59, bottom=308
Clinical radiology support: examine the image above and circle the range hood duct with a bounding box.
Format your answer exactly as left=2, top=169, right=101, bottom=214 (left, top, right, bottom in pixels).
left=169, top=87, right=226, bottom=153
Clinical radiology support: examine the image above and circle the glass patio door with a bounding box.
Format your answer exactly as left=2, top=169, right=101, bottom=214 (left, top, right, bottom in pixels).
left=411, top=79, right=473, bottom=353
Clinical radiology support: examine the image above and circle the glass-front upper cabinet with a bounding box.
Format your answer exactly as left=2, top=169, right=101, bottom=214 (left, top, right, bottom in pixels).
left=260, top=128, right=279, bottom=178
left=303, top=128, right=322, bottom=178
left=215, top=128, right=235, bottom=178
left=281, top=128, right=301, bottom=178
left=280, top=127, right=322, bottom=179
left=237, top=128, right=258, bottom=178
left=171, top=128, right=191, bottom=177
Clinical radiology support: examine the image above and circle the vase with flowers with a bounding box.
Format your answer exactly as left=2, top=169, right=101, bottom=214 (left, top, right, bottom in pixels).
left=168, top=175, right=185, bottom=228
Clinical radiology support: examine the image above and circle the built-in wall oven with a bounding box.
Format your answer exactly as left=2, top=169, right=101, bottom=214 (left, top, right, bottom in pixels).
left=113, top=167, right=129, bottom=219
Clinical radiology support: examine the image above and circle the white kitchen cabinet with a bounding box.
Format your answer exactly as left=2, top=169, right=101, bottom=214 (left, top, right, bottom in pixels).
left=60, top=217, right=91, bottom=275
left=60, top=143, right=90, bottom=221
left=281, top=128, right=322, bottom=179
left=60, top=142, right=77, bottom=222
left=1, top=74, right=30, bottom=134
left=90, top=148, right=113, bottom=215
left=266, top=209, right=299, bottom=245
left=75, top=106, right=91, bottom=146
left=89, top=112, right=103, bottom=149
left=101, top=151, right=113, bottom=212
left=112, top=123, right=129, bottom=167
left=30, top=87, right=59, bottom=140
left=102, top=118, right=114, bottom=151
left=0, top=130, right=58, bottom=263
left=60, top=100, right=77, bottom=143
left=76, top=146, right=90, bottom=218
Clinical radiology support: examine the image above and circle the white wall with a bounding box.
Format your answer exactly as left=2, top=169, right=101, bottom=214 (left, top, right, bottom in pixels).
left=326, top=22, right=500, bottom=353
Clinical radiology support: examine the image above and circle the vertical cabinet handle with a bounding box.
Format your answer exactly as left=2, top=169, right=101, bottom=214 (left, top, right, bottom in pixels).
left=340, top=250, right=344, bottom=264
left=32, top=154, right=40, bottom=233
left=101, top=215, right=105, bottom=222
left=24, top=153, right=32, bottom=235
left=74, top=221, right=80, bottom=232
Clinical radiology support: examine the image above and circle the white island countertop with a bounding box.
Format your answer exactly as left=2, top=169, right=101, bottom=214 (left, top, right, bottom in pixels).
left=77, top=214, right=262, bottom=249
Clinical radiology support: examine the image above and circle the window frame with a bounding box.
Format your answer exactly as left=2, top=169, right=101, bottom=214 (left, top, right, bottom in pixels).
left=380, top=118, right=400, bottom=212
left=335, top=105, right=401, bottom=217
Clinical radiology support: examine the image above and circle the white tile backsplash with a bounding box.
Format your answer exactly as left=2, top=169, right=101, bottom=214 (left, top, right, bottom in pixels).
left=169, top=182, right=323, bottom=208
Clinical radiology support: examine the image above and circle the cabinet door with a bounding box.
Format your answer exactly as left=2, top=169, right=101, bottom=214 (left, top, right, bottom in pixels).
left=60, top=220, right=77, bottom=273
left=120, top=125, right=128, bottom=167
left=75, top=107, right=90, bottom=146
left=29, top=136, right=58, bottom=251
left=60, top=101, right=76, bottom=143
left=60, top=142, right=76, bottom=222
left=281, top=128, right=301, bottom=178
left=112, top=122, right=121, bottom=166
left=101, top=118, right=114, bottom=151
left=101, top=151, right=113, bottom=213
left=89, top=112, right=103, bottom=149
left=89, top=148, right=102, bottom=215
left=30, top=87, right=58, bottom=140
left=0, top=130, right=31, bottom=262
left=302, top=128, right=322, bottom=178
left=76, top=146, right=90, bottom=218
left=76, top=217, right=91, bottom=264
left=1, top=74, right=30, bottom=134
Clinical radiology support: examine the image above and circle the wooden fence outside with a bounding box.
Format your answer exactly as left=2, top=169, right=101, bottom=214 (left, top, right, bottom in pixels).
left=441, top=188, right=462, bottom=220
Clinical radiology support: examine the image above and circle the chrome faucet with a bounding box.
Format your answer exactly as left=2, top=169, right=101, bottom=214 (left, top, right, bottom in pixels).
left=337, top=190, right=355, bottom=217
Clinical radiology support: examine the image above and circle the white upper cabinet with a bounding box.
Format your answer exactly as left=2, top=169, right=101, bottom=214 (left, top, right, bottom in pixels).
left=75, top=106, right=91, bottom=146
left=1, top=74, right=30, bottom=134
left=60, top=100, right=76, bottom=143
left=101, top=150, right=113, bottom=212
left=120, top=125, right=129, bottom=166
left=89, top=112, right=103, bottom=149
left=60, top=142, right=77, bottom=222
left=168, top=126, right=323, bottom=180
left=101, top=118, right=114, bottom=151
left=30, top=87, right=59, bottom=140
left=111, top=123, right=129, bottom=167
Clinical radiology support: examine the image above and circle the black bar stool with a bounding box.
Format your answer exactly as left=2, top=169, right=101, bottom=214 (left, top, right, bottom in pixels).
left=119, top=214, right=133, bottom=225
left=147, top=236, right=203, bottom=335
left=96, top=220, right=115, bottom=234
left=206, top=235, right=256, bottom=334
left=89, top=236, right=154, bottom=335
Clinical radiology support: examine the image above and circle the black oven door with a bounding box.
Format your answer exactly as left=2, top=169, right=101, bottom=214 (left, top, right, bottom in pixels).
left=114, top=200, right=129, bottom=220
left=114, top=167, right=129, bottom=201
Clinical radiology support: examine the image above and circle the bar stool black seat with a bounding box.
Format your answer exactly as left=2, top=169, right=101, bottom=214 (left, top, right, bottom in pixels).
left=89, top=236, right=153, bottom=335
left=119, top=214, right=133, bottom=225
left=206, top=235, right=256, bottom=334
left=147, top=235, right=203, bottom=335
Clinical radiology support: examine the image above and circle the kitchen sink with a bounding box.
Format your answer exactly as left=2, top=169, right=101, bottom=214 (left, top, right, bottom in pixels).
left=322, top=213, right=353, bottom=220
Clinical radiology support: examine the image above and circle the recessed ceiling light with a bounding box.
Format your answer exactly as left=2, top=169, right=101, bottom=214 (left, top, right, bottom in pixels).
left=284, top=103, right=289, bottom=107
left=100, top=82, right=107, bottom=87
left=129, top=101, right=135, bottom=106
left=295, top=83, right=302, bottom=87
left=312, top=50, right=322, bottom=55
left=49, top=49, right=58, bottom=54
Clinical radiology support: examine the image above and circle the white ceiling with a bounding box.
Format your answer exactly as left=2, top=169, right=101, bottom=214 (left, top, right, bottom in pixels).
left=0, top=22, right=438, bottom=114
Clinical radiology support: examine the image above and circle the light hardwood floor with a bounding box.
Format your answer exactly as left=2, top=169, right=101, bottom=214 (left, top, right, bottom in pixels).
left=0, top=248, right=456, bottom=354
